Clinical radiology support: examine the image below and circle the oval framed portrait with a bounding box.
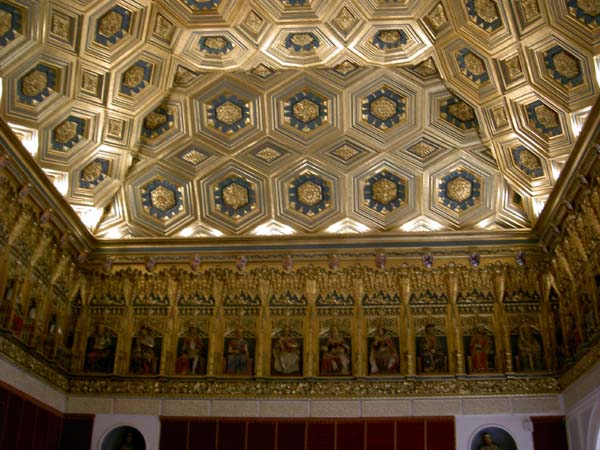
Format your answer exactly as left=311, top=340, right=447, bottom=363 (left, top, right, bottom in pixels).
left=100, top=425, right=146, bottom=450
left=469, top=426, right=517, bottom=450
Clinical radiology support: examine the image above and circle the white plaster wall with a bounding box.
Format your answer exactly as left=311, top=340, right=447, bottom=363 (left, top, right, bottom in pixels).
left=563, top=361, right=600, bottom=450
left=455, top=415, right=534, bottom=450
left=66, top=395, right=563, bottom=418
left=91, top=414, right=160, bottom=450
left=0, top=355, right=66, bottom=412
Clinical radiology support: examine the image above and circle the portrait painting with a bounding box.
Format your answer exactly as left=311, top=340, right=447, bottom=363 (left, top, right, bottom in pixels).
left=319, top=325, right=352, bottom=376
left=129, top=325, right=162, bottom=375
left=416, top=323, right=448, bottom=374
left=101, top=426, right=146, bottom=450
left=223, top=329, right=255, bottom=376
left=367, top=326, right=400, bottom=375
left=84, top=322, right=117, bottom=373
left=469, top=426, right=517, bottom=450
left=510, top=323, right=544, bottom=371
left=175, top=326, right=208, bottom=375
left=271, top=325, right=303, bottom=376
left=464, top=325, right=496, bottom=373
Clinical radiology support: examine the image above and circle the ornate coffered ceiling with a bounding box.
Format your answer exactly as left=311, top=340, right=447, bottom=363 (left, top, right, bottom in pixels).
left=0, top=0, right=598, bottom=239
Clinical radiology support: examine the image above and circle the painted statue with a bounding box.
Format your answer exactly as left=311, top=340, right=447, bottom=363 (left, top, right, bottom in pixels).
left=417, top=324, right=447, bottom=373
left=516, top=323, right=543, bottom=371
left=272, top=325, right=302, bottom=376
left=224, top=329, right=252, bottom=375
left=468, top=325, right=494, bottom=372
left=84, top=322, right=116, bottom=373
left=320, top=325, right=351, bottom=376
left=368, top=326, right=399, bottom=375
left=130, top=325, right=160, bottom=375
left=175, top=326, right=207, bottom=375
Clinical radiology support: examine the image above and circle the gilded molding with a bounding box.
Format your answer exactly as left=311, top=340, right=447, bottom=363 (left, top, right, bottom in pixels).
left=68, top=376, right=559, bottom=398
left=0, top=334, right=69, bottom=391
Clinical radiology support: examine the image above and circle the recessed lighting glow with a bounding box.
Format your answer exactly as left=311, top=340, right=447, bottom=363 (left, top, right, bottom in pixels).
left=74, top=206, right=104, bottom=231
left=571, top=107, right=591, bottom=138
left=8, top=123, right=38, bottom=158
left=179, top=227, right=194, bottom=237
left=400, top=217, right=444, bottom=232
left=532, top=197, right=547, bottom=217
left=252, top=220, right=296, bottom=236
left=42, top=169, right=69, bottom=196
left=326, top=219, right=370, bottom=234
left=208, top=228, right=224, bottom=237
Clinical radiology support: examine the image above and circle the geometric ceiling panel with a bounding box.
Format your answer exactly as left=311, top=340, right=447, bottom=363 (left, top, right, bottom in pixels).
left=524, top=35, right=597, bottom=111
left=509, top=92, right=574, bottom=157
left=38, top=105, right=102, bottom=167
left=429, top=90, right=481, bottom=148
left=316, top=137, right=378, bottom=171
left=347, top=69, right=421, bottom=147
left=199, top=163, right=268, bottom=234
left=83, top=1, right=147, bottom=66
left=236, top=137, right=301, bottom=174
left=192, top=77, right=264, bottom=152
left=109, top=49, right=169, bottom=113
left=437, top=38, right=498, bottom=103
left=264, top=26, right=342, bottom=67
left=1, top=0, right=599, bottom=239
left=352, top=157, right=419, bottom=230
left=349, top=22, right=432, bottom=65
left=493, top=138, right=554, bottom=198
left=126, top=164, right=195, bottom=236
left=275, top=159, right=342, bottom=232
left=165, top=140, right=223, bottom=177
left=137, top=98, right=188, bottom=155
left=3, top=54, right=73, bottom=122
left=68, top=147, right=127, bottom=209
left=427, top=153, right=498, bottom=229
left=269, top=73, right=341, bottom=146
left=452, top=0, right=514, bottom=52
left=180, top=30, right=256, bottom=70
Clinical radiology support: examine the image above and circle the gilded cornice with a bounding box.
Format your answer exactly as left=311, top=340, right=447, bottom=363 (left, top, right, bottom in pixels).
left=536, top=97, right=600, bottom=252
left=0, top=120, right=94, bottom=253
left=558, top=341, right=600, bottom=389
left=0, top=334, right=70, bottom=391
left=67, top=375, right=560, bottom=399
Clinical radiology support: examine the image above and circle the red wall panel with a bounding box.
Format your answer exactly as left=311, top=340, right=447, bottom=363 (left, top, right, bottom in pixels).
left=306, top=422, right=335, bottom=450
left=277, top=422, right=305, bottom=450
left=0, top=382, right=76, bottom=450
left=367, top=421, right=395, bottom=450
left=218, top=421, right=246, bottom=450
left=427, top=419, right=455, bottom=450
left=189, top=420, right=217, bottom=450
left=248, top=422, right=276, bottom=450
left=397, top=420, right=425, bottom=450
left=532, top=417, right=568, bottom=450
left=160, top=416, right=455, bottom=450
left=338, top=422, right=365, bottom=450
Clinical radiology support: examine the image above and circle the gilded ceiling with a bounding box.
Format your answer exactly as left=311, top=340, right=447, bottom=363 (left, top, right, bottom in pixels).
left=0, top=0, right=599, bottom=239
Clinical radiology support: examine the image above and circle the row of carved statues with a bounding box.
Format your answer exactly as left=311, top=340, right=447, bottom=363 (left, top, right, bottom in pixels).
left=25, top=291, right=594, bottom=377
left=77, top=319, right=550, bottom=377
